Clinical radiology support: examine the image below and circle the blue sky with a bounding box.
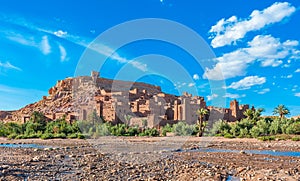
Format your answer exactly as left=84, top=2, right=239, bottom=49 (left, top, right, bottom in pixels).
left=0, top=0, right=300, bottom=116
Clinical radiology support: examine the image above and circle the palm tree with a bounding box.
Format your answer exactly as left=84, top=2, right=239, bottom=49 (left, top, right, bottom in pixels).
left=244, top=108, right=264, bottom=121
left=253, top=108, right=264, bottom=121
left=196, top=108, right=209, bottom=137
left=273, top=105, right=290, bottom=119
left=243, top=109, right=254, bottom=120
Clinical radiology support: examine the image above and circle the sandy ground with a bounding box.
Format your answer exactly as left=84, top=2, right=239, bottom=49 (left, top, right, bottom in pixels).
left=0, top=137, right=299, bottom=180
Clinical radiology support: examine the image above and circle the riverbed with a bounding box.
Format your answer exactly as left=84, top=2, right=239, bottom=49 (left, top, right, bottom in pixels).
left=0, top=137, right=299, bottom=180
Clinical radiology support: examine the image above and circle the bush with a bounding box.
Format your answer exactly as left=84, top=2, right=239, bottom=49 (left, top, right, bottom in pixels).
left=77, top=133, right=85, bottom=139
left=210, top=120, right=231, bottom=136
left=126, top=126, right=139, bottom=136
left=139, top=128, right=159, bottom=137
left=7, top=133, right=18, bottom=139
left=224, top=133, right=234, bottom=139
left=258, top=136, right=275, bottom=141
left=292, top=136, right=300, bottom=141
left=275, top=134, right=291, bottom=141
left=250, top=126, right=260, bottom=138
left=161, top=124, right=173, bottom=136
left=41, top=133, right=54, bottom=139
left=172, top=122, right=196, bottom=136
left=269, top=118, right=282, bottom=135
left=230, top=123, right=241, bottom=137
left=109, top=124, right=127, bottom=136
left=67, top=133, right=78, bottom=139
left=94, top=123, right=111, bottom=137
left=53, top=133, right=67, bottom=139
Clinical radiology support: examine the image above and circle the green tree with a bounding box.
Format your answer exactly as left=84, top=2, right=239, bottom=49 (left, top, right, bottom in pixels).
left=124, top=115, right=132, bottom=125
left=196, top=108, right=209, bottom=137
left=243, top=108, right=264, bottom=121
left=30, top=111, right=46, bottom=131
left=243, top=109, right=254, bottom=120
left=273, top=105, right=290, bottom=119
left=88, top=110, right=102, bottom=125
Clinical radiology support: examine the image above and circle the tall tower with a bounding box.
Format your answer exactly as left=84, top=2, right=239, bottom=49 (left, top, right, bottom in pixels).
left=91, top=71, right=100, bottom=82
left=230, top=99, right=239, bottom=120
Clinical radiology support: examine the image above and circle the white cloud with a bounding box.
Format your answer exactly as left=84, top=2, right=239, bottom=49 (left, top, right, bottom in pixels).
left=0, top=15, right=146, bottom=71
left=223, top=93, right=245, bottom=99
left=58, top=44, right=67, bottom=62
left=40, top=36, right=51, bottom=55
left=281, top=74, right=293, bottom=79
left=54, top=30, right=67, bottom=37
left=295, top=93, right=300, bottom=97
left=260, top=59, right=283, bottom=67
left=207, top=94, right=218, bottom=101
left=203, top=35, right=299, bottom=80
left=188, top=83, right=195, bottom=87
left=6, top=34, right=36, bottom=47
left=228, top=76, right=266, bottom=90
left=129, top=61, right=148, bottom=72
left=0, top=61, right=21, bottom=71
left=257, top=88, right=270, bottom=94
left=209, top=2, right=296, bottom=48
left=193, top=74, right=199, bottom=80
left=295, top=69, right=300, bottom=73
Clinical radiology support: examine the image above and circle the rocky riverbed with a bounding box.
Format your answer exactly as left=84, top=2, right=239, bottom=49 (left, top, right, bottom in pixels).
left=0, top=137, right=299, bottom=180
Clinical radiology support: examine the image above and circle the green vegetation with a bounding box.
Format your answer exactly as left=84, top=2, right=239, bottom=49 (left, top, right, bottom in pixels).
left=1, top=105, right=300, bottom=141
left=208, top=105, right=300, bottom=141
left=196, top=108, right=209, bottom=137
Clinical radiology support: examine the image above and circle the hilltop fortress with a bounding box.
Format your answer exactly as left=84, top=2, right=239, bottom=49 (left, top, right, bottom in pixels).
left=1, top=71, right=251, bottom=128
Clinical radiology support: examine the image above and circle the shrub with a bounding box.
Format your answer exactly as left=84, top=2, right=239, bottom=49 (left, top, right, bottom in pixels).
left=161, top=124, right=173, bottom=136
left=258, top=136, right=275, bottom=141
left=269, top=118, right=281, bottom=135
left=53, top=133, right=67, bottom=139
left=77, top=133, right=85, bottom=139
left=7, top=133, right=18, bottom=139
left=94, top=123, right=111, bottom=137
left=292, top=136, right=300, bottom=141
left=224, top=133, right=234, bottom=139
left=210, top=120, right=231, bottom=136
left=275, top=134, right=291, bottom=141
left=41, top=133, right=54, bottom=139
left=230, top=123, right=241, bottom=137
left=126, top=126, right=139, bottom=136
left=172, top=122, right=196, bottom=136
left=250, top=126, right=261, bottom=138
left=140, top=128, right=159, bottom=137
left=67, top=133, right=78, bottom=139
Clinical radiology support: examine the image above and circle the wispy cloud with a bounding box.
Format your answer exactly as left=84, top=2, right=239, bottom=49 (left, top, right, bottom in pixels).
left=257, top=88, right=270, bottom=95
left=295, top=68, right=300, bottom=73
left=40, top=35, right=51, bottom=55
left=0, top=61, right=21, bottom=71
left=281, top=74, right=293, bottom=79
left=295, top=93, right=300, bottom=97
left=203, top=35, right=299, bottom=80
left=1, top=14, right=146, bottom=71
left=228, top=76, right=266, bottom=90
left=223, top=93, right=245, bottom=99
left=58, top=44, right=67, bottom=62
left=188, top=83, right=195, bottom=87
left=207, top=94, right=218, bottom=101
left=209, top=2, right=296, bottom=48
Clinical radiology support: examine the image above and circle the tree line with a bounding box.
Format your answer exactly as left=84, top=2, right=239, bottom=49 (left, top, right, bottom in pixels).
left=0, top=105, right=299, bottom=141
